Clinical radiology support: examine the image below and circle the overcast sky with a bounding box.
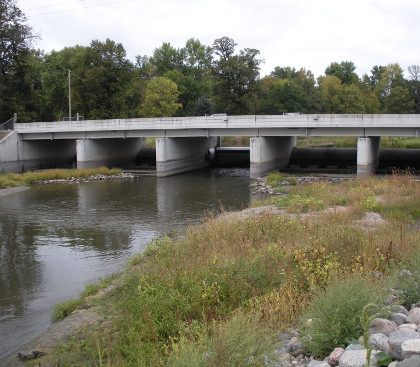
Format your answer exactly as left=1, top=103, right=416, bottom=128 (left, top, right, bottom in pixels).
left=18, top=0, right=420, bottom=79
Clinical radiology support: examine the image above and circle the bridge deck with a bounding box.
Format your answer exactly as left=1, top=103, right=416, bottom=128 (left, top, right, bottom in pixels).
left=14, top=114, right=420, bottom=140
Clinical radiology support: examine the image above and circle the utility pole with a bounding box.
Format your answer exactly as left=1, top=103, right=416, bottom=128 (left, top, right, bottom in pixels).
left=68, top=69, right=72, bottom=121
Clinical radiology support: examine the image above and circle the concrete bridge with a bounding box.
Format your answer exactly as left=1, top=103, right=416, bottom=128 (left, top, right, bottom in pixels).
left=1, top=114, right=419, bottom=177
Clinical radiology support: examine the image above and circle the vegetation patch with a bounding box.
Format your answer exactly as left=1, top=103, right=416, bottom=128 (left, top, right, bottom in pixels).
left=34, top=174, right=420, bottom=367
left=0, top=167, right=122, bottom=189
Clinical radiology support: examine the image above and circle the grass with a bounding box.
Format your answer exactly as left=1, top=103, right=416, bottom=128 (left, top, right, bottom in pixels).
left=297, top=136, right=420, bottom=149
left=52, top=279, right=112, bottom=322
left=0, top=167, right=122, bottom=189
left=35, top=174, right=420, bottom=367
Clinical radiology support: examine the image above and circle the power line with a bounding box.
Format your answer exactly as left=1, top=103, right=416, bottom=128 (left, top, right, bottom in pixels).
left=25, top=0, right=94, bottom=11
left=25, top=0, right=133, bottom=17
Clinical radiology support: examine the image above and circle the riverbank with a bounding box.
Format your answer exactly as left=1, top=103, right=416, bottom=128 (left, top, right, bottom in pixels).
left=3, top=173, right=420, bottom=367
left=0, top=167, right=126, bottom=190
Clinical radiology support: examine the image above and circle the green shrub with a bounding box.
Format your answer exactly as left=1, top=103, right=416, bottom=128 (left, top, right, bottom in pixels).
left=52, top=299, right=82, bottom=322
left=167, top=313, right=275, bottom=367
left=302, top=273, right=384, bottom=357
left=391, top=249, right=420, bottom=308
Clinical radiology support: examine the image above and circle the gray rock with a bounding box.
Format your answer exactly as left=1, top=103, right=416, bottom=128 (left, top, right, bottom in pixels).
left=402, top=339, right=420, bottom=359
left=286, top=337, right=307, bottom=355
left=389, top=330, right=420, bottom=360
left=273, top=352, right=293, bottom=367
left=338, top=349, right=378, bottom=367
left=393, top=313, right=409, bottom=326
left=308, top=361, right=330, bottom=367
left=395, top=355, right=420, bottom=367
left=407, top=309, right=420, bottom=324
left=369, top=318, right=399, bottom=337
left=328, top=347, right=345, bottom=367
left=389, top=362, right=398, bottom=367
left=369, top=333, right=390, bottom=353
left=412, top=302, right=420, bottom=309
left=400, top=324, right=418, bottom=332
left=345, top=344, right=366, bottom=351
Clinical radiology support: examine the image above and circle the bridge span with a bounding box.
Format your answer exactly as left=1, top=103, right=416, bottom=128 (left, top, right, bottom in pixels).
left=1, top=114, right=419, bottom=177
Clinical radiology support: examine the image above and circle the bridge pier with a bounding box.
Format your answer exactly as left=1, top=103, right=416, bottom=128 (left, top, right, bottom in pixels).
left=76, top=138, right=145, bottom=169
left=156, top=137, right=218, bottom=177
left=357, top=137, right=381, bottom=177
left=250, top=136, right=296, bottom=178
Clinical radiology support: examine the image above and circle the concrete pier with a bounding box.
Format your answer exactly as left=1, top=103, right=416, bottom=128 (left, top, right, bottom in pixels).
left=357, top=137, right=381, bottom=177
left=76, top=138, right=145, bottom=169
left=250, top=136, right=296, bottom=178
left=156, top=137, right=218, bottom=177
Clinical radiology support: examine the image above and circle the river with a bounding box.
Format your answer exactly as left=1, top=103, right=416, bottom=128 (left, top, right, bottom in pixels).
left=0, top=168, right=259, bottom=359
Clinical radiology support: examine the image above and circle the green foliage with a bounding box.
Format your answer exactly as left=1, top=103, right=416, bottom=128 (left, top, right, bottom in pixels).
left=391, top=250, right=420, bottom=308
left=0, top=167, right=122, bottom=188
left=302, top=273, right=384, bottom=357
left=52, top=279, right=109, bottom=322
left=140, top=76, right=182, bottom=117
left=52, top=299, right=83, bottom=322
left=168, top=313, right=275, bottom=367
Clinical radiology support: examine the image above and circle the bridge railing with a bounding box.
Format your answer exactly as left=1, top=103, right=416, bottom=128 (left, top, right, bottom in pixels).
left=0, top=116, right=16, bottom=131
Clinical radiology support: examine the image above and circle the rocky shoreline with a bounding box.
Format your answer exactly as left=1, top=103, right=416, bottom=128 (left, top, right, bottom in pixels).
left=273, top=295, right=420, bottom=367
left=37, top=172, right=136, bottom=185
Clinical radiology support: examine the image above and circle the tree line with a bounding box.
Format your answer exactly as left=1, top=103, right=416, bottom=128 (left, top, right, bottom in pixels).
left=1, top=0, right=420, bottom=123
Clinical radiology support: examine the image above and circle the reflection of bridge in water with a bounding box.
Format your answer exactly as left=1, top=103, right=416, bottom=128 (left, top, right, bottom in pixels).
left=1, top=114, right=419, bottom=177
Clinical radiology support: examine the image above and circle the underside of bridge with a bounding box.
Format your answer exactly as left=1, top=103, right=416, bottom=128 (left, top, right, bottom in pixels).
left=0, top=130, right=418, bottom=177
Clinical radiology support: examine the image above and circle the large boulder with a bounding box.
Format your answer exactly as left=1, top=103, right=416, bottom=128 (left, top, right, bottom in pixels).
left=402, top=339, right=420, bottom=359
left=395, top=355, right=420, bottom=367
left=406, top=308, right=420, bottom=325
left=369, top=333, right=390, bottom=354
left=369, top=318, right=399, bottom=337
left=328, top=347, right=345, bottom=367
left=339, top=349, right=379, bottom=367
left=389, top=330, right=420, bottom=360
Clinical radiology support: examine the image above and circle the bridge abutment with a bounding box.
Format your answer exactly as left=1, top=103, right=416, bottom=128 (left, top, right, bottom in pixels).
left=250, top=136, right=296, bottom=178
left=156, top=137, right=218, bottom=177
left=357, top=137, right=381, bottom=177
left=76, top=138, right=145, bottom=169
left=0, top=131, right=75, bottom=172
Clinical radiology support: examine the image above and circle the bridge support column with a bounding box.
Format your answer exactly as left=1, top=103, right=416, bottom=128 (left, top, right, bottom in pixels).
left=357, top=137, right=381, bottom=177
left=250, top=136, right=296, bottom=178
left=76, top=138, right=145, bottom=168
left=156, top=137, right=218, bottom=177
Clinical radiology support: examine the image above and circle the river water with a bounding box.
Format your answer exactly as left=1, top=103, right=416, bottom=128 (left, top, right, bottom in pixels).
left=0, top=168, right=258, bottom=359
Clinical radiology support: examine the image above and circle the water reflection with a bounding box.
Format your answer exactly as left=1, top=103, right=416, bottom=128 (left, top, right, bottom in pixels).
left=0, top=169, right=254, bottom=358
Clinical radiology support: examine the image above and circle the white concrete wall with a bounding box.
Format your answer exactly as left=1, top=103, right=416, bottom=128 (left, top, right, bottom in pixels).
left=76, top=138, right=145, bottom=169
left=250, top=136, right=296, bottom=178
left=156, top=137, right=218, bottom=177
left=357, top=137, right=381, bottom=177
left=0, top=131, right=75, bottom=172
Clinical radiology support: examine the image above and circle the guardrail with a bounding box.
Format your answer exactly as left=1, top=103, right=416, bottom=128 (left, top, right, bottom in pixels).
left=0, top=116, right=15, bottom=131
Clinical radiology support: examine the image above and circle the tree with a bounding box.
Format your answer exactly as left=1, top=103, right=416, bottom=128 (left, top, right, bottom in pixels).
left=325, top=61, right=359, bottom=85
left=149, top=42, right=185, bottom=76
left=407, top=65, right=420, bottom=112
left=0, top=0, right=37, bottom=120
left=183, top=38, right=213, bottom=80
left=211, top=37, right=263, bottom=114
left=139, top=77, right=181, bottom=117
left=257, top=77, right=309, bottom=114
left=383, top=86, right=414, bottom=113
left=193, top=96, right=213, bottom=116
left=73, top=39, right=134, bottom=119
left=374, top=63, right=405, bottom=105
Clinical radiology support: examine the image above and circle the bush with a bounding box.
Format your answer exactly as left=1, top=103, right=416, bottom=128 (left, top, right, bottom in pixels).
left=302, top=273, right=384, bottom=357
left=167, top=313, right=275, bottom=367
left=391, top=249, right=420, bottom=308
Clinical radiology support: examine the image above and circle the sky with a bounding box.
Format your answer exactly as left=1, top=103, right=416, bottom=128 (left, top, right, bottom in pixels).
left=17, top=0, right=420, bottom=79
